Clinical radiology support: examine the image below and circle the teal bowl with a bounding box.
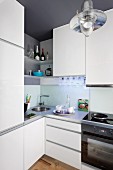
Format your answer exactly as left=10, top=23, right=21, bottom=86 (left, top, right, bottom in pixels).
left=33, top=71, right=44, bottom=77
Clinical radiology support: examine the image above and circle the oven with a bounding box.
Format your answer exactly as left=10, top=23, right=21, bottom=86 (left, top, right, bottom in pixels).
left=82, top=123, right=113, bottom=170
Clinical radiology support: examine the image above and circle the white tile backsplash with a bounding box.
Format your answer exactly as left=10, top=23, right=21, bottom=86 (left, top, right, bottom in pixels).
left=24, top=85, right=40, bottom=107
left=24, top=83, right=113, bottom=114
left=90, top=88, right=113, bottom=114
left=40, top=85, right=89, bottom=108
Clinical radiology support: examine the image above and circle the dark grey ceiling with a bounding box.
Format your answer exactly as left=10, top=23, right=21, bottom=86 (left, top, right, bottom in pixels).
left=17, top=0, right=113, bottom=41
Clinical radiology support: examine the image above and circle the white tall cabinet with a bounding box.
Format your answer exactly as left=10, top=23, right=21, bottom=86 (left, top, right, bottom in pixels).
left=0, top=0, right=24, bottom=170
left=53, top=24, right=85, bottom=76
left=86, top=9, right=113, bottom=85
left=0, top=0, right=24, bottom=131
left=0, top=0, right=24, bottom=47
left=0, top=127, right=24, bottom=170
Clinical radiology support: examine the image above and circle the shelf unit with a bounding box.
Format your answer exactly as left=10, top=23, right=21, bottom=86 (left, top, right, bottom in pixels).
left=25, top=56, right=53, bottom=65
left=24, top=56, right=53, bottom=85
left=24, top=75, right=52, bottom=79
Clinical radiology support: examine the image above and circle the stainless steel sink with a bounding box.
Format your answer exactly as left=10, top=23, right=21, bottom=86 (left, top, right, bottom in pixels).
left=32, top=106, right=50, bottom=112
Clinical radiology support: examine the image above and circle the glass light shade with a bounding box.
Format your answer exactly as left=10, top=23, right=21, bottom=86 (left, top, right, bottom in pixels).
left=70, top=0, right=107, bottom=36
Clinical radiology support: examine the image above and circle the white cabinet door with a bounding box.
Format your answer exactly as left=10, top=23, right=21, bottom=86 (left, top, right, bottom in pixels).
left=24, top=118, right=45, bottom=170
left=86, top=9, right=113, bottom=85
left=0, top=85, right=24, bottom=131
left=0, top=0, right=24, bottom=47
left=0, top=39, right=24, bottom=131
left=53, top=24, right=85, bottom=76
left=0, top=127, right=23, bottom=170
left=0, top=40, right=24, bottom=86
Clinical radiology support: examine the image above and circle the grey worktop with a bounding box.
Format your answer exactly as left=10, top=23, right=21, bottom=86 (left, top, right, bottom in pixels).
left=24, top=106, right=88, bottom=125
left=0, top=106, right=88, bottom=136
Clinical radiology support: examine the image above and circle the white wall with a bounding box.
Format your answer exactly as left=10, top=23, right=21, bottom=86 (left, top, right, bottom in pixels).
left=24, top=84, right=113, bottom=114
left=41, top=85, right=89, bottom=108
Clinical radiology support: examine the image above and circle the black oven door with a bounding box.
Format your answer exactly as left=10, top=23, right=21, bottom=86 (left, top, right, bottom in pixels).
left=82, top=131, right=113, bottom=170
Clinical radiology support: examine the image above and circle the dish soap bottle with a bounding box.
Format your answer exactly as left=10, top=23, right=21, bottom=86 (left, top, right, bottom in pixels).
left=45, top=65, right=52, bottom=76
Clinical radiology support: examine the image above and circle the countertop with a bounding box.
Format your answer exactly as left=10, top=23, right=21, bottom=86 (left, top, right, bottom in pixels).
left=24, top=106, right=88, bottom=125
left=0, top=106, right=88, bottom=136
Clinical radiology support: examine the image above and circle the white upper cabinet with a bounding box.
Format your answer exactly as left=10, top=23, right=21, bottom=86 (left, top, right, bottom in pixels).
left=86, top=9, right=113, bottom=86
left=53, top=24, right=85, bottom=76
left=0, top=0, right=24, bottom=47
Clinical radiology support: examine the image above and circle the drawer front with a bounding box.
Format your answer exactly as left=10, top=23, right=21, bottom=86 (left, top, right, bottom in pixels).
left=46, top=141, right=81, bottom=169
left=46, top=126, right=81, bottom=151
left=46, top=118, right=81, bottom=132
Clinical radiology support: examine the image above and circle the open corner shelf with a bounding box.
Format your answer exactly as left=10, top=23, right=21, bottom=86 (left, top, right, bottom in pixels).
left=25, top=56, right=53, bottom=65
left=24, top=75, right=53, bottom=79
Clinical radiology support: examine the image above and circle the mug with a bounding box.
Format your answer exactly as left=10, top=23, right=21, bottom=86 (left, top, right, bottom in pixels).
left=56, top=105, right=62, bottom=112
left=67, top=107, right=74, bottom=113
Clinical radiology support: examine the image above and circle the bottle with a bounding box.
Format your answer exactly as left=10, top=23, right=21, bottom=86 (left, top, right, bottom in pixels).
left=34, top=45, right=40, bottom=60
left=45, top=65, right=52, bottom=76
left=46, top=51, right=49, bottom=60
left=40, top=48, right=46, bottom=61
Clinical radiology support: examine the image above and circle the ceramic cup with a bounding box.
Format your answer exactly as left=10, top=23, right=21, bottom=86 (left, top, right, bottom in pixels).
left=56, top=105, right=62, bottom=112
left=67, top=107, right=74, bottom=113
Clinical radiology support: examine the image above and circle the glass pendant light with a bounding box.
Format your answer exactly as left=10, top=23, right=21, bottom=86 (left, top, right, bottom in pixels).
left=70, top=0, right=107, bottom=37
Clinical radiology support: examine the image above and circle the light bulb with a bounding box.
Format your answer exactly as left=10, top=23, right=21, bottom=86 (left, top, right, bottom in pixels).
left=79, top=21, right=94, bottom=37
left=83, top=21, right=93, bottom=28
left=79, top=14, right=95, bottom=36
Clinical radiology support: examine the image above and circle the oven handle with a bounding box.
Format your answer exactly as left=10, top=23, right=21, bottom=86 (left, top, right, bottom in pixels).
left=82, top=131, right=113, bottom=144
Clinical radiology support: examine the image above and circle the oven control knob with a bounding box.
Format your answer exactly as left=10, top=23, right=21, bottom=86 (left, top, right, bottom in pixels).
left=94, top=126, right=97, bottom=132
left=110, top=130, right=113, bottom=135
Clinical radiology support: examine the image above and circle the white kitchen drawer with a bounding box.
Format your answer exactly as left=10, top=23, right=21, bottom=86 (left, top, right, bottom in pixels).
left=46, top=141, right=81, bottom=169
left=46, top=126, right=81, bottom=151
left=46, top=118, right=81, bottom=132
left=81, top=164, right=100, bottom=170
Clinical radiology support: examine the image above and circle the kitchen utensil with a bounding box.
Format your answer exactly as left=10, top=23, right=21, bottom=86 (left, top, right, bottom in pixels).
left=67, top=107, right=75, bottom=113
left=56, top=105, right=63, bottom=112
left=91, top=113, right=113, bottom=121
left=33, top=70, right=44, bottom=77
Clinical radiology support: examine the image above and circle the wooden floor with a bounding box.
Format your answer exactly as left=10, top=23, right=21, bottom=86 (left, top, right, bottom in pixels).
left=29, top=155, right=78, bottom=170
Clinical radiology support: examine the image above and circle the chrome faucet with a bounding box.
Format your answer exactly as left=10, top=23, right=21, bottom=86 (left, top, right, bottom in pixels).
left=39, top=95, right=49, bottom=105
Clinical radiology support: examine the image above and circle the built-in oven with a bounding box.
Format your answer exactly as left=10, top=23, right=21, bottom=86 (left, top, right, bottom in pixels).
left=82, top=123, right=113, bottom=170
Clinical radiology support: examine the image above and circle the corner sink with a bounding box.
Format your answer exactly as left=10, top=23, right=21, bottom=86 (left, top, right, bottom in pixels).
left=32, top=106, right=50, bottom=112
